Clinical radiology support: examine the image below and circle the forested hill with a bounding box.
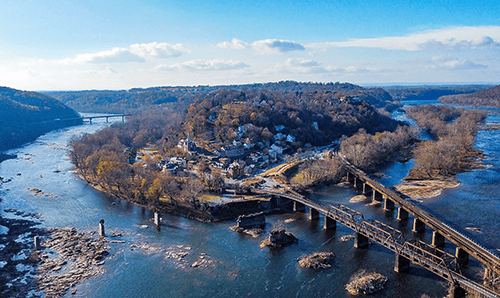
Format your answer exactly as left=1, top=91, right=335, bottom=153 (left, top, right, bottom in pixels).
left=44, top=81, right=399, bottom=113
left=0, top=87, right=82, bottom=151
left=439, top=85, right=500, bottom=108
left=385, top=85, right=489, bottom=101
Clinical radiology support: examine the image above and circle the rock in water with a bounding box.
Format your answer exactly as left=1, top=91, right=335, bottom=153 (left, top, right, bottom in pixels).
left=297, top=252, right=335, bottom=269
left=260, top=228, right=298, bottom=248
left=345, top=270, right=388, bottom=295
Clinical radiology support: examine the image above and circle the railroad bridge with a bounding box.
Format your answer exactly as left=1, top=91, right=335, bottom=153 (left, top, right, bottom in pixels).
left=255, top=188, right=500, bottom=298
left=254, top=157, right=500, bottom=297
left=340, top=157, right=500, bottom=290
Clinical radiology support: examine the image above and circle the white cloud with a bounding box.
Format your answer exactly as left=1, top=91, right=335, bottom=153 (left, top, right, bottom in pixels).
left=60, top=42, right=189, bottom=64
left=275, top=58, right=327, bottom=73
left=155, top=59, right=248, bottom=71
left=130, top=42, right=189, bottom=58
left=309, top=26, right=500, bottom=51
left=272, top=58, right=371, bottom=75
left=252, top=39, right=305, bottom=55
left=217, top=38, right=249, bottom=50
left=428, top=56, right=487, bottom=70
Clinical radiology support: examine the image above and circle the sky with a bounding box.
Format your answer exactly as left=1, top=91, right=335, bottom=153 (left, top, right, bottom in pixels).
left=0, top=0, right=499, bottom=91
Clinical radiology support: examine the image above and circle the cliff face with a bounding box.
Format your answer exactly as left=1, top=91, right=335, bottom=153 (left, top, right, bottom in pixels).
left=0, top=87, right=82, bottom=151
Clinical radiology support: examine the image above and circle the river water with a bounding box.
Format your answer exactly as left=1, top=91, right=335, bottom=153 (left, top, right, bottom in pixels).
left=0, top=107, right=499, bottom=297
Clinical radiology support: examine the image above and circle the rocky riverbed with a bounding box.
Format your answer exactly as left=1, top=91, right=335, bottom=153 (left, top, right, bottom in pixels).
left=0, top=211, right=110, bottom=298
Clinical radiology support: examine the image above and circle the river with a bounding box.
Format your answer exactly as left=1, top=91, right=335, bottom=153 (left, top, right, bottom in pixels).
left=1, top=107, right=499, bottom=297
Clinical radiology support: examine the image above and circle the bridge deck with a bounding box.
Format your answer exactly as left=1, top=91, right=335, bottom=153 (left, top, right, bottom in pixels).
left=256, top=189, right=500, bottom=298
left=340, top=158, right=500, bottom=277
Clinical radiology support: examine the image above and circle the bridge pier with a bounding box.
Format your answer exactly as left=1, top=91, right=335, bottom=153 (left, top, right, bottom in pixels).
left=323, top=216, right=336, bottom=230
left=412, top=218, right=425, bottom=233
left=309, top=208, right=319, bottom=221
left=455, top=247, right=469, bottom=266
left=431, top=231, right=445, bottom=247
left=384, top=197, right=395, bottom=211
left=293, top=201, right=306, bottom=212
left=121, top=115, right=125, bottom=122
left=372, top=190, right=382, bottom=202
left=346, top=172, right=351, bottom=182
left=394, top=253, right=410, bottom=273
left=89, top=118, right=93, bottom=124
left=353, top=177, right=358, bottom=188
left=354, top=232, right=369, bottom=249
left=362, top=183, right=372, bottom=195
left=397, top=207, right=409, bottom=221
left=106, top=116, right=109, bottom=123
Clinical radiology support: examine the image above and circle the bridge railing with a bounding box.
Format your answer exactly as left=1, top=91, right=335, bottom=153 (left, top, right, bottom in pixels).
left=257, top=189, right=500, bottom=297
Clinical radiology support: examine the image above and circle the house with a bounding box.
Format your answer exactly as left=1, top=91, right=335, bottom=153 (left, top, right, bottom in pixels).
left=275, top=125, right=285, bottom=132
left=177, top=134, right=196, bottom=152
left=286, top=135, right=295, bottom=143
left=270, top=144, right=284, bottom=155
left=215, top=144, right=244, bottom=158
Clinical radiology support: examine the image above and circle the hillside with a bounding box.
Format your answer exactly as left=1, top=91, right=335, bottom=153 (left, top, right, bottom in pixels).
left=182, top=87, right=402, bottom=150
left=0, top=87, right=82, bottom=151
left=44, top=81, right=399, bottom=113
left=385, top=85, right=489, bottom=101
left=439, top=85, right=500, bottom=108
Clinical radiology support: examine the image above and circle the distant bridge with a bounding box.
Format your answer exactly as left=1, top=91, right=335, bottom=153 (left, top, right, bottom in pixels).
left=81, top=114, right=130, bottom=124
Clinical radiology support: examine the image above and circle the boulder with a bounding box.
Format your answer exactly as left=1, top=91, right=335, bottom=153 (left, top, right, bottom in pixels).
left=297, top=252, right=335, bottom=269
left=260, top=228, right=297, bottom=248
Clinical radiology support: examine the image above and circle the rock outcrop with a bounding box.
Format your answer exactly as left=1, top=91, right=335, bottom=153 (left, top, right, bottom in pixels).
left=260, top=228, right=297, bottom=248
left=297, top=252, right=335, bottom=269
left=345, top=270, right=388, bottom=295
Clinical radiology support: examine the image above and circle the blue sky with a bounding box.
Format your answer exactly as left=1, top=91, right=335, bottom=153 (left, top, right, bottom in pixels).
left=1, top=0, right=499, bottom=90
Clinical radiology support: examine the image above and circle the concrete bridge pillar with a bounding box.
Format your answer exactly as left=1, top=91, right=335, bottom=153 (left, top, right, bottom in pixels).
left=362, top=183, right=372, bottom=195
left=106, top=116, right=109, bottom=123
left=323, top=216, right=336, bottom=230
left=154, top=212, right=160, bottom=226
left=394, top=253, right=410, bottom=273
left=309, top=208, right=320, bottom=221
left=431, top=231, right=445, bottom=247
left=354, top=232, right=369, bottom=249
left=121, top=115, right=125, bottom=122
left=372, top=191, right=382, bottom=202
left=34, top=236, right=41, bottom=250
left=384, top=197, right=395, bottom=211
left=353, top=177, right=358, bottom=188
left=293, top=201, right=306, bottom=212
left=455, top=247, right=469, bottom=266
left=346, top=172, right=350, bottom=182
left=412, top=218, right=425, bottom=233
left=397, top=207, right=409, bottom=221
left=98, top=219, right=105, bottom=237
left=89, top=118, right=93, bottom=124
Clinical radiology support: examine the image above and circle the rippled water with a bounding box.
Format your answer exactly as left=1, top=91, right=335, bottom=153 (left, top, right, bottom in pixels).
left=1, top=107, right=498, bottom=297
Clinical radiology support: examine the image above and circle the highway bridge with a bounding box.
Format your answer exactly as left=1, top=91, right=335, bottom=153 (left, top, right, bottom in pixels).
left=255, top=188, right=500, bottom=298
left=81, top=114, right=130, bottom=124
